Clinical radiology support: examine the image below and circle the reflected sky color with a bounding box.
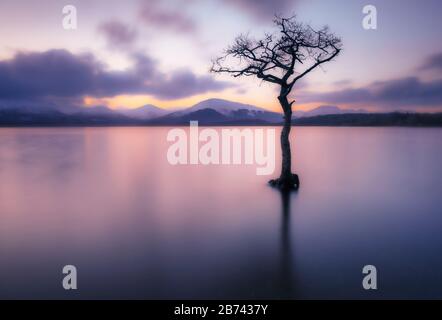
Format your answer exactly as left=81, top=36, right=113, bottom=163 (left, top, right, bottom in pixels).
left=1, top=127, right=442, bottom=298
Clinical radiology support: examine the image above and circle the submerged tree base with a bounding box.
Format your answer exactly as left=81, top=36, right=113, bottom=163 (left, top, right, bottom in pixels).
left=269, top=173, right=300, bottom=191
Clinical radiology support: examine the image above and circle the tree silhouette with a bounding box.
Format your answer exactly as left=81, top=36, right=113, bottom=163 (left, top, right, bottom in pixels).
left=211, top=16, right=342, bottom=190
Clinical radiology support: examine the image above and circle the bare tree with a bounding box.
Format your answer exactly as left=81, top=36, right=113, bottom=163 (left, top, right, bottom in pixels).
left=211, top=16, right=342, bottom=190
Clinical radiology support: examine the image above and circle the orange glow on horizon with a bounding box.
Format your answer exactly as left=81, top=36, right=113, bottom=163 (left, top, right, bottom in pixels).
left=83, top=94, right=284, bottom=112
left=83, top=95, right=341, bottom=113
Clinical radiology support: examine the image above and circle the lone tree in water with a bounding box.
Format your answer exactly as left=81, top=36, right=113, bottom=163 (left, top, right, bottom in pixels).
left=211, top=16, right=342, bottom=190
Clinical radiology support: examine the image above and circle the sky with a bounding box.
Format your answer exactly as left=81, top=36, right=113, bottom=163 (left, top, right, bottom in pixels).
left=0, top=0, right=441, bottom=112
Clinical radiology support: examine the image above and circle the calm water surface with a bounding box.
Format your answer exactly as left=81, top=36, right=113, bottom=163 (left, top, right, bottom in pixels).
left=0, top=127, right=441, bottom=299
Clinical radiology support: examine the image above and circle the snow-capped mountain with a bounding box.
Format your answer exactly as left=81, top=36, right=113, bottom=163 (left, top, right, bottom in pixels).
left=0, top=98, right=373, bottom=125
left=163, top=98, right=283, bottom=123
left=112, top=99, right=368, bottom=123
left=181, top=98, right=268, bottom=115
left=117, top=104, right=170, bottom=120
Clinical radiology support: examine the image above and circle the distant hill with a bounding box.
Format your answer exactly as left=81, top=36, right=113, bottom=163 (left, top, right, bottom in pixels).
left=0, top=107, right=136, bottom=126
left=117, top=104, right=169, bottom=120
left=293, top=105, right=368, bottom=118
left=153, top=99, right=283, bottom=124
left=1, top=98, right=442, bottom=126
left=181, top=98, right=267, bottom=115
left=292, top=112, right=442, bottom=127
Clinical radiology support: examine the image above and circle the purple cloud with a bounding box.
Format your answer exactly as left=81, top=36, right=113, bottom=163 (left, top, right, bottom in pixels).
left=148, top=69, right=230, bottom=99
left=299, top=53, right=442, bottom=109
left=222, top=0, right=297, bottom=19
left=98, top=20, right=138, bottom=48
left=420, top=52, right=442, bottom=71
left=333, top=79, right=353, bottom=87
left=139, top=0, right=196, bottom=33
left=299, top=77, right=442, bottom=109
left=0, top=49, right=233, bottom=101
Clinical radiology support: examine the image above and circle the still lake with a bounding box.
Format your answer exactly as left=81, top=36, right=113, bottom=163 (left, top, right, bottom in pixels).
left=0, top=126, right=441, bottom=299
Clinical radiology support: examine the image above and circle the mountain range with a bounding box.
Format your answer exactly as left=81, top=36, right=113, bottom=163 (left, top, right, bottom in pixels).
left=1, top=98, right=441, bottom=126
left=117, top=99, right=368, bottom=123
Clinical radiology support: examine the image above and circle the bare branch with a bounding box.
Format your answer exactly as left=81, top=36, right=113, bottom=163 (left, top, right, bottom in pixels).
left=211, top=15, right=342, bottom=101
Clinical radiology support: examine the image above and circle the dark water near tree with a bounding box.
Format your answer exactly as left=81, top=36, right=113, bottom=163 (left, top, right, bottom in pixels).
left=0, top=127, right=441, bottom=299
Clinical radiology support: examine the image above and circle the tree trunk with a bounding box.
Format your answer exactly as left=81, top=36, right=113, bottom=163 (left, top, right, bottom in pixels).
left=280, top=99, right=292, bottom=181
left=269, top=95, right=300, bottom=190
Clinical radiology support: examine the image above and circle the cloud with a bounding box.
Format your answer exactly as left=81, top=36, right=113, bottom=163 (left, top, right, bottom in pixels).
left=98, top=20, right=138, bottom=49
left=222, top=0, right=297, bottom=19
left=333, top=79, right=353, bottom=87
left=299, top=53, right=442, bottom=110
left=139, top=0, right=196, bottom=33
left=299, top=77, right=442, bottom=109
left=419, top=52, right=442, bottom=71
left=147, top=69, right=231, bottom=99
left=0, top=49, right=233, bottom=101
